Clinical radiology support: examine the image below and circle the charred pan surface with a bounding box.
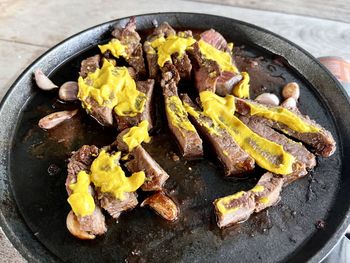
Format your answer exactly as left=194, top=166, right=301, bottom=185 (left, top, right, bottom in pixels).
left=110, top=17, right=146, bottom=77
left=182, top=94, right=255, bottom=176
left=161, top=63, right=203, bottom=158
left=214, top=172, right=283, bottom=228
left=141, top=191, right=179, bottom=221
left=114, top=79, right=155, bottom=131
left=125, top=146, right=170, bottom=191
left=235, top=98, right=336, bottom=157
left=239, top=115, right=316, bottom=184
left=66, top=145, right=107, bottom=236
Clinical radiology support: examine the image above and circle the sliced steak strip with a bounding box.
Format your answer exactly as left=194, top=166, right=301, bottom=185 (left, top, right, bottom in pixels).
left=235, top=98, right=336, bottom=157
left=216, top=71, right=242, bottom=96
left=98, top=191, right=138, bottom=219
left=214, top=172, right=283, bottom=228
left=110, top=17, right=146, bottom=77
left=161, top=64, right=203, bottom=158
left=66, top=145, right=107, bottom=236
left=141, top=191, right=179, bottom=221
left=239, top=115, right=316, bottom=184
left=182, top=94, right=255, bottom=176
left=125, top=146, right=170, bottom=191
left=114, top=79, right=155, bottom=131
left=200, top=29, right=230, bottom=52
left=144, top=22, right=193, bottom=79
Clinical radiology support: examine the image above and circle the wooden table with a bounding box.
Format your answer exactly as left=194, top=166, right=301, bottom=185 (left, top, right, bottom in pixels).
left=1, top=0, right=349, bottom=261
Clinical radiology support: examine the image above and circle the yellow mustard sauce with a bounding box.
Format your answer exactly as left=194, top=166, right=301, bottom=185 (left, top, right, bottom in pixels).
left=183, top=102, right=221, bottom=136
left=233, top=71, right=250, bottom=98
left=90, top=150, right=145, bottom=200
left=77, top=59, right=147, bottom=117
left=150, top=35, right=196, bottom=67
left=198, top=39, right=239, bottom=74
left=98, top=39, right=128, bottom=59
left=200, top=91, right=295, bottom=175
left=122, top=120, right=151, bottom=152
left=216, top=191, right=246, bottom=214
left=259, top=197, right=269, bottom=204
left=251, top=185, right=265, bottom=193
left=166, top=96, right=197, bottom=133
left=247, top=102, right=321, bottom=133
left=67, top=171, right=95, bottom=217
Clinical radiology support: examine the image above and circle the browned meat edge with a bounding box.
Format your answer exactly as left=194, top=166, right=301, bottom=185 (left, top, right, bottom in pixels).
left=181, top=94, right=255, bottom=176
left=214, top=172, right=283, bottom=228
left=235, top=98, right=336, bottom=157
left=125, top=146, right=170, bottom=191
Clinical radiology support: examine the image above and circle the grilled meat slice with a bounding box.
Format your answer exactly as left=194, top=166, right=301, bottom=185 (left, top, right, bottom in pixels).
left=235, top=98, right=336, bottom=157
left=214, top=172, right=283, bottom=228
left=144, top=22, right=192, bottom=79
left=98, top=191, right=138, bottom=219
left=141, top=192, right=179, bottom=221
left=252, top=172, right=283, bottom=212
left=66, top=145, right=107, bottom=236
left=216, top=71, right=242, bottom=96
left=161, top=64, right=203, bottom=158
left=214, top=191, right=255, bottom=228
left=182, top=94, right=255, bottom=176
left=114, top=79, right=155, bottom=131
left=125, top=146, right=169, bottom=191
left=79, top=55, right=101, bottom=78
left=239, top=115, right=316, bottom=184
left=110, top=17, right=146, bottom=77
left=200, top=29, right=230, bottom=52
left=85, top=97, right=114, bottom=126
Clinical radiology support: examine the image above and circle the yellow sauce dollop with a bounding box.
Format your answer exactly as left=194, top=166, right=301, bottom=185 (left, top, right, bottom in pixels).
left=251, top=185, right=264, bottom=193
left=216, top=191, right=246, bottom=214
left=90, top=150, right=145, bottom=200
left=77, top=59, right=146, bottom=117
left=166, top=96, right=196, bottom=133
left=67, top=171, right=95, bottom=217
left=98, top=39, right=128, bottom=59
left=200, top=91, right=295, bottom=175
left=247, top=102, right=321, bottom=133
left=122, top=120, right=151, bottom=152
left=198, top=39, right=239, bottom=74
left=233, top=71, right=250, bottom=98
left=150, top=35, right=196, bottom=67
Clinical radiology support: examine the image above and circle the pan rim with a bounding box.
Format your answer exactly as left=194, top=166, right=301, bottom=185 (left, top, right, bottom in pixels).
left=0, top=12, right=349, bottom=263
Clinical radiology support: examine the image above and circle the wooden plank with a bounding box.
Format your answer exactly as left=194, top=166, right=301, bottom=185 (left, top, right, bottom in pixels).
left=187, top=0, right=350, bottom=23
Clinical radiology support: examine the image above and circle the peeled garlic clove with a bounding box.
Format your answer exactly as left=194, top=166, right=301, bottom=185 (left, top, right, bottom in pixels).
left=282, top=82, right=300, bottom=100
left=59, top=81, right=79, bottom=101
left=38, top=109, right=78, bottom=129
left=255, top=93, right=280, bottom=106
left=34, top=69, right=58, bottom=90
left=281, top=97, right=297, bottom=109
left=66, top=211, right=95, bottom=240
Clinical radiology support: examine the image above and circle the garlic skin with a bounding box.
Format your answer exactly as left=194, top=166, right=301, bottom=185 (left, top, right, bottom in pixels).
left=282, top=82, right=300, bottom=100
left=255, top=93, right=280, bottom=106
left=59, top=81, right=79, bottom=101
left=38, top=109, right=78, bottom=129
left=34, top=69, right=58, bottom=90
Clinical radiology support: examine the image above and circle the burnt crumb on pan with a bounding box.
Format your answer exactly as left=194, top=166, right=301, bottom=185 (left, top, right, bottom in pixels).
left=47, top=163, right=61, bottom=176
left=315, top=219, right=326, bottom=229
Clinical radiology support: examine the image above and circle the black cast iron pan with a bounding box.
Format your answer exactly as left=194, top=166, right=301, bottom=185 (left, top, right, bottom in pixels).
left=1, top=13, right=350, bottom=263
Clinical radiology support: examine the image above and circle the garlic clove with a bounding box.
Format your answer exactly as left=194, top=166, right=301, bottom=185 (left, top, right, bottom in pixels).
left=34, top=69, right=58, bottom=90
left=59, top=81, right=79, bottom=101
left=38, top=109, right=78, bottom=130
left=281, top=97, right=297, bottom=109
left=255, top=93, right=280, bottom=106
left=66, top=210, right=95, bottom=240
left=282, top=82, right=300, bottom=100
